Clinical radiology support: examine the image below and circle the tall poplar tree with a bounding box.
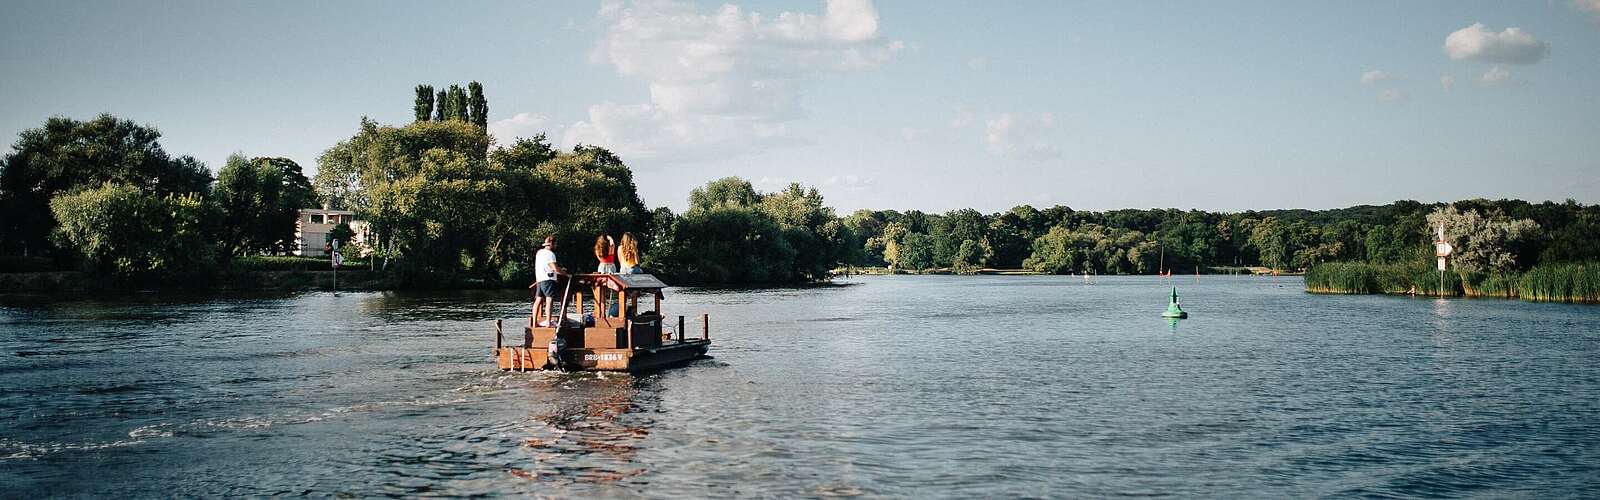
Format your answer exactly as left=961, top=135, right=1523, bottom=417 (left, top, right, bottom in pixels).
left=447, top=85, right=469, bottom=122
left=414, top=85, right=434, bottom=122
left=467, top=81, right=488, bottom=128
left=433, top=90, right=447, bottom=121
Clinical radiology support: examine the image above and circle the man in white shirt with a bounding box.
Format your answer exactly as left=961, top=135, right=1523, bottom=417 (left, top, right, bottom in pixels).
left=531, top=235, right=565, bottom=327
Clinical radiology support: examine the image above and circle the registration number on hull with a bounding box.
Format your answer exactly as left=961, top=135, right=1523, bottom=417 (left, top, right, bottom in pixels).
left=583, top=353, right=625, bottom=362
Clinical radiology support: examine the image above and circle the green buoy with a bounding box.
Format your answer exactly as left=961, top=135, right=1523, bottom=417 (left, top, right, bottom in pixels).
left=1162, top=287, right=1188, bottom=319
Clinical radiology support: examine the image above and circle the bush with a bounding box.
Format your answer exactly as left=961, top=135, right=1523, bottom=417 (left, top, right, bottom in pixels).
left=49, top=183, right=218, bottom=279
left=232, top=255, right=361, bottom=271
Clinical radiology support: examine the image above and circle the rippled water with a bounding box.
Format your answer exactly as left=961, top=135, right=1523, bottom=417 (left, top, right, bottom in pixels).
left=2, top=276, right=1598, bottom=497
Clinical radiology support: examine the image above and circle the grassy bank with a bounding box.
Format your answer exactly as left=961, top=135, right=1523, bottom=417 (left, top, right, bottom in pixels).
left=1305, top=261, right=1599, bottom=303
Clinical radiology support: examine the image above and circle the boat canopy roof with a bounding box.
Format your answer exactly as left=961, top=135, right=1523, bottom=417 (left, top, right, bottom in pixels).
left=576, top=273, right=668, bottom=292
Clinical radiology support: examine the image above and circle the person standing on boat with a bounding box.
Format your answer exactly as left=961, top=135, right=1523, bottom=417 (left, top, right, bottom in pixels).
left=531, top=235, right=565, bottom=328
left=595, top=235, right=618, bottom=273
left=593, top=234, right=618, bottom=317
left=618, top=232, right=642, bottom=274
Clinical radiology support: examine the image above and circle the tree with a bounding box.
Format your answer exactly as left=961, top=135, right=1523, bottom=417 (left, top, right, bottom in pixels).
left=879, top=222, right=909, bottom=270
left=433, top=90, right=447, bottom=121
left=490, top=134, right=558, bottom=171
left=1250, top=217, right=1290, bottom=271
left=414, top=85, right=434, bottom=122
left=0, top=114, right=211, bottom=257
left=314, top=118, right=495, bottom=270
left=467, top=81, right=488, bottom=128
left=843, top=209, right=887, bottom=266
left=215, top=154, right=317, bottom=257
left=1427, top=206, right=1540, bottom=274
left=49, top=183, right=217, bottom=278
left=648, top=177, right=848, bottom=283
left=760, top=183, right=846, bottom=279
left=931, top=209, right=987, bottom=267
left=952, top=239, right=988, bottom=274
left=689, top=177, right=761, bottom=211
left=446, top=85, right=469, bottom=122
left=985, top=211, right=1032, bottom=268
left=897, top=232, right=935, bottom=271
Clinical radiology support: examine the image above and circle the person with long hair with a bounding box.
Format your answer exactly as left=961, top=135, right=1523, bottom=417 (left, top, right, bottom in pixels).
left=594, top=234, right=618, bottom=318
left=594, top=235, right=618, bottom=274
left=618, top=232, right=641, bottom=274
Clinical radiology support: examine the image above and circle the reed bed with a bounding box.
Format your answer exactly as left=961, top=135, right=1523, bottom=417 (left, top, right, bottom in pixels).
left=1305, top=261, right=1456, bottom=296
left=1518, top=263, right=1600, bottom=303
left=1306, top=261, right=1599, bottom=303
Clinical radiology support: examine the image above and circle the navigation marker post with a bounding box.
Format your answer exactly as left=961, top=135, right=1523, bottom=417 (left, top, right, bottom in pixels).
left=331, top=239, right=343, bottom=293
left=1433, top=223, right=1452, bottom=297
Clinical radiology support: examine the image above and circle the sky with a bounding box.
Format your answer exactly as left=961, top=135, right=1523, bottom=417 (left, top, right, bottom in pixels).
left=3, top=0, right=1598, bottom=214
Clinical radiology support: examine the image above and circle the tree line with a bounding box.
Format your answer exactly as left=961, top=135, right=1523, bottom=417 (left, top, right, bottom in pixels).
left=3, top=85, right=1596, bottom=287
left=839, top=198, right=1598, bottom=276
left=414, top=82, right=488, bottom=128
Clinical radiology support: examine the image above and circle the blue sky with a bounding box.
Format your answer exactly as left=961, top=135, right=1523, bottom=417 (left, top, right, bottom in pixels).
left=3, top=1, right=1597, bottom=213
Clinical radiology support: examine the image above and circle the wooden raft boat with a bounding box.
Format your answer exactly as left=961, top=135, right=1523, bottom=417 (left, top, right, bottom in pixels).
left=495, top=273, right=710, bottom=372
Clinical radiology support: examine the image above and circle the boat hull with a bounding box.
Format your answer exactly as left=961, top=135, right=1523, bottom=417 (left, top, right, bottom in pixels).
left=496, top=340, right=710, bottom=373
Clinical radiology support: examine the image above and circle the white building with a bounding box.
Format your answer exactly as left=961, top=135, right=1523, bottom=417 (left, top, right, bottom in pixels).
left=294, top=208, right=370, bottom=257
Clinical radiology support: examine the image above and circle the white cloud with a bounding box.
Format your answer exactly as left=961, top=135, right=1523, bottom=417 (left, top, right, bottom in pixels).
left=488, top=112, right=549, bottom=145
left=1377, top=88, right=1407, bottom=102
left=984, top=112, right=1060, bottom=160
left=1440, top=74, right=1456, bottom=91
left=1479, top=66, right=1513, bottom=86
left=967, top=57, right=989, bottom=71
left=561, top=0, right=903, bottom=160
left=1576, top=0, right=1600, bottom=18
left=1360, top=70, right=1397, bottom=85
left=1443, top=23, right=1549, bottom=64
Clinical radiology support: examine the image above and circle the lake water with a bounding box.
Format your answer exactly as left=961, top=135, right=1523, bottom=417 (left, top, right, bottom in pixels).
left=2, top=275, right=1598, bottom=497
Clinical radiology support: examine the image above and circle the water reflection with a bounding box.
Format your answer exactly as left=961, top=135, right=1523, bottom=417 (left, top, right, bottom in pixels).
left=508, top=374, right=657, bottom=485
left=5, top=276, right=1600, bottom=497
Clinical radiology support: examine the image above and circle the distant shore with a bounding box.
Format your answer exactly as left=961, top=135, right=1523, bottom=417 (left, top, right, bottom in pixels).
left=833, top=266, right=1291, bottom=276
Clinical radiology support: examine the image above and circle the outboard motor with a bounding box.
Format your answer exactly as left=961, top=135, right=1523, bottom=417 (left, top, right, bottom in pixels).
left=546, top=333, right=567, bottom=371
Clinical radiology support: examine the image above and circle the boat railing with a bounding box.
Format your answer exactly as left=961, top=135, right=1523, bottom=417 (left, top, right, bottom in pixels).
left=517, top=273, right=709, bottom=347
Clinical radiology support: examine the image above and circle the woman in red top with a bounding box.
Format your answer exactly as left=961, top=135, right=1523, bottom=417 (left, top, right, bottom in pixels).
left=594, top=235, right=617, bottom=273
left=593, top=235, right=618, bottom=318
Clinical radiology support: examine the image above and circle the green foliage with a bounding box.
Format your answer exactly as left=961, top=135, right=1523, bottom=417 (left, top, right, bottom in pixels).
left=896, top=232, right=935, bottom=271
left=414, top=85, right=434, bottom=122
left=1249, top=217, right=1291, bottom=271
left=233, top=255, right=364, bottom=271
left=485, top=144, right=649, bottom=273
left=1427, top=205, right=1539, bottom=274
left=951, top=239, right=989, bottom=274
left=432, top=90, right=447, bottom=121
left=689, top=177, right=761, bottom=211
left=0, top=114, right=211, bottom=257
left=1518, top=263, right=1599, bottom=303
left=468, top=81, right=488, bottom=128
left=446, top=85, right=469, bottom=122
left=1023, top=224, right=1153, bottom=275
left=215, top=154, right=316, bottom=257
left=1308, top=260, right=1598, bottom=303
left=1305, top=260, right=1457, bottom=296
left=315, top=116, right=647, bottom=279
left=49, top=183, right=218, bottom=278
left=649, top=177, right=853, bottom=283
left=329, top=223, right=355, bottom=247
